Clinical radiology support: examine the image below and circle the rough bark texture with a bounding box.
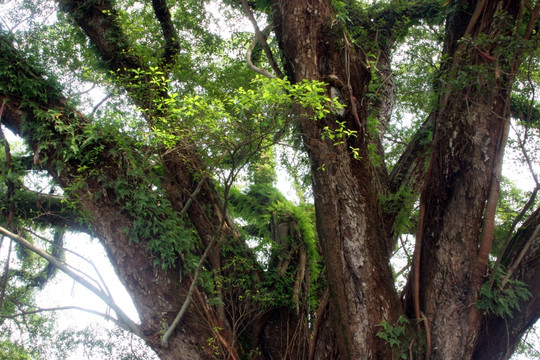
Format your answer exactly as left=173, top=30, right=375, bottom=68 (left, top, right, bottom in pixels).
left=1, top=0, right=540, bottom=359
left=474, top=208, right=540, bottom=360
left=407, top=1, right=539, bottom=359
left=269, top=1, right=401, bottom=358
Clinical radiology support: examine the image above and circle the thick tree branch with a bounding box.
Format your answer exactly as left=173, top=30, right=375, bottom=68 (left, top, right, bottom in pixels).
left=56, top=0, right=166, bottom=114
left=0, top=188, right=90, bottom=234
left=0, top=33, right=217, bottom=351
left=56, top=0, right=144, bottom=75
left=55, top=2, right=245, bottom=264
left=151, top=0, right=181, bottom=68
left=343, top=0, right=443, bottom=53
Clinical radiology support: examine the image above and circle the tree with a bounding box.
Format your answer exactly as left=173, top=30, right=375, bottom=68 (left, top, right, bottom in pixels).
left=0, top=0, right=539, bottom=359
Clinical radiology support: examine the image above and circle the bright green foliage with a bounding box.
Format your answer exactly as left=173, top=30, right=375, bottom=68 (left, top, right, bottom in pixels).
left=152, top=76, right=336, bottom=153
left=0, top=340, right=33, bottom=360
left=476, top=266, right=532, bottom=319
left=377, top=315, right=409, bottom=359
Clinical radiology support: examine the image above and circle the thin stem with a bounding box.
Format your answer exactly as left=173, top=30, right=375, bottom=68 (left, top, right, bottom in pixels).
left=23, top=227, right=111, bottom=297
left=91, top=94, right=112, bottom=117
left=161, top=173, right=235, bottom=347
left=1, top=305, right=114, bottom=322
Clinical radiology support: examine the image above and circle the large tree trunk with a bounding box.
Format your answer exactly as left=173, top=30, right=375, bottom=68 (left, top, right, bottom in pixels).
left=404, top=1, right=539, bottom=359
left=1, top=0, right=540, bottom=359
left=269, top=0, right=539, bottom=359
left=269, top=1, right=401, bottom=358
left=0, top=3, right=305, bottom=359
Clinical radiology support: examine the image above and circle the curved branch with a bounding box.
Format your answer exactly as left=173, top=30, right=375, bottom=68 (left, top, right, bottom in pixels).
left=0, top=226, right=141, bottom=337
left=240, top=0, right=283, bottom=78
left=91, top=94, right=112, bottom=117
left=246, top=26, right=276, bottom=79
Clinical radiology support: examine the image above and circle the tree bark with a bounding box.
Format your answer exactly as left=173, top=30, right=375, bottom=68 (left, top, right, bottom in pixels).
left=405, top=1, right=539, bottom=359
left=2, top=0, right=540, bottom=359
left=0, top=33, right=233, bottom=358
left=269, top=1, right=401, bottom=358
left=474, top=207, right=540, bottom=360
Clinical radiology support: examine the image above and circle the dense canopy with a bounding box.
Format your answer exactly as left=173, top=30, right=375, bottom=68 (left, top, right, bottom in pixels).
left=0, top=0, right=539, bottom=359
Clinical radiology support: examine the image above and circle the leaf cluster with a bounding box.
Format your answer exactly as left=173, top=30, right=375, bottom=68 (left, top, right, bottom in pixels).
left=377, top=315, right=410, bottom=359
left=476, top=266, right=532, bottom=319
